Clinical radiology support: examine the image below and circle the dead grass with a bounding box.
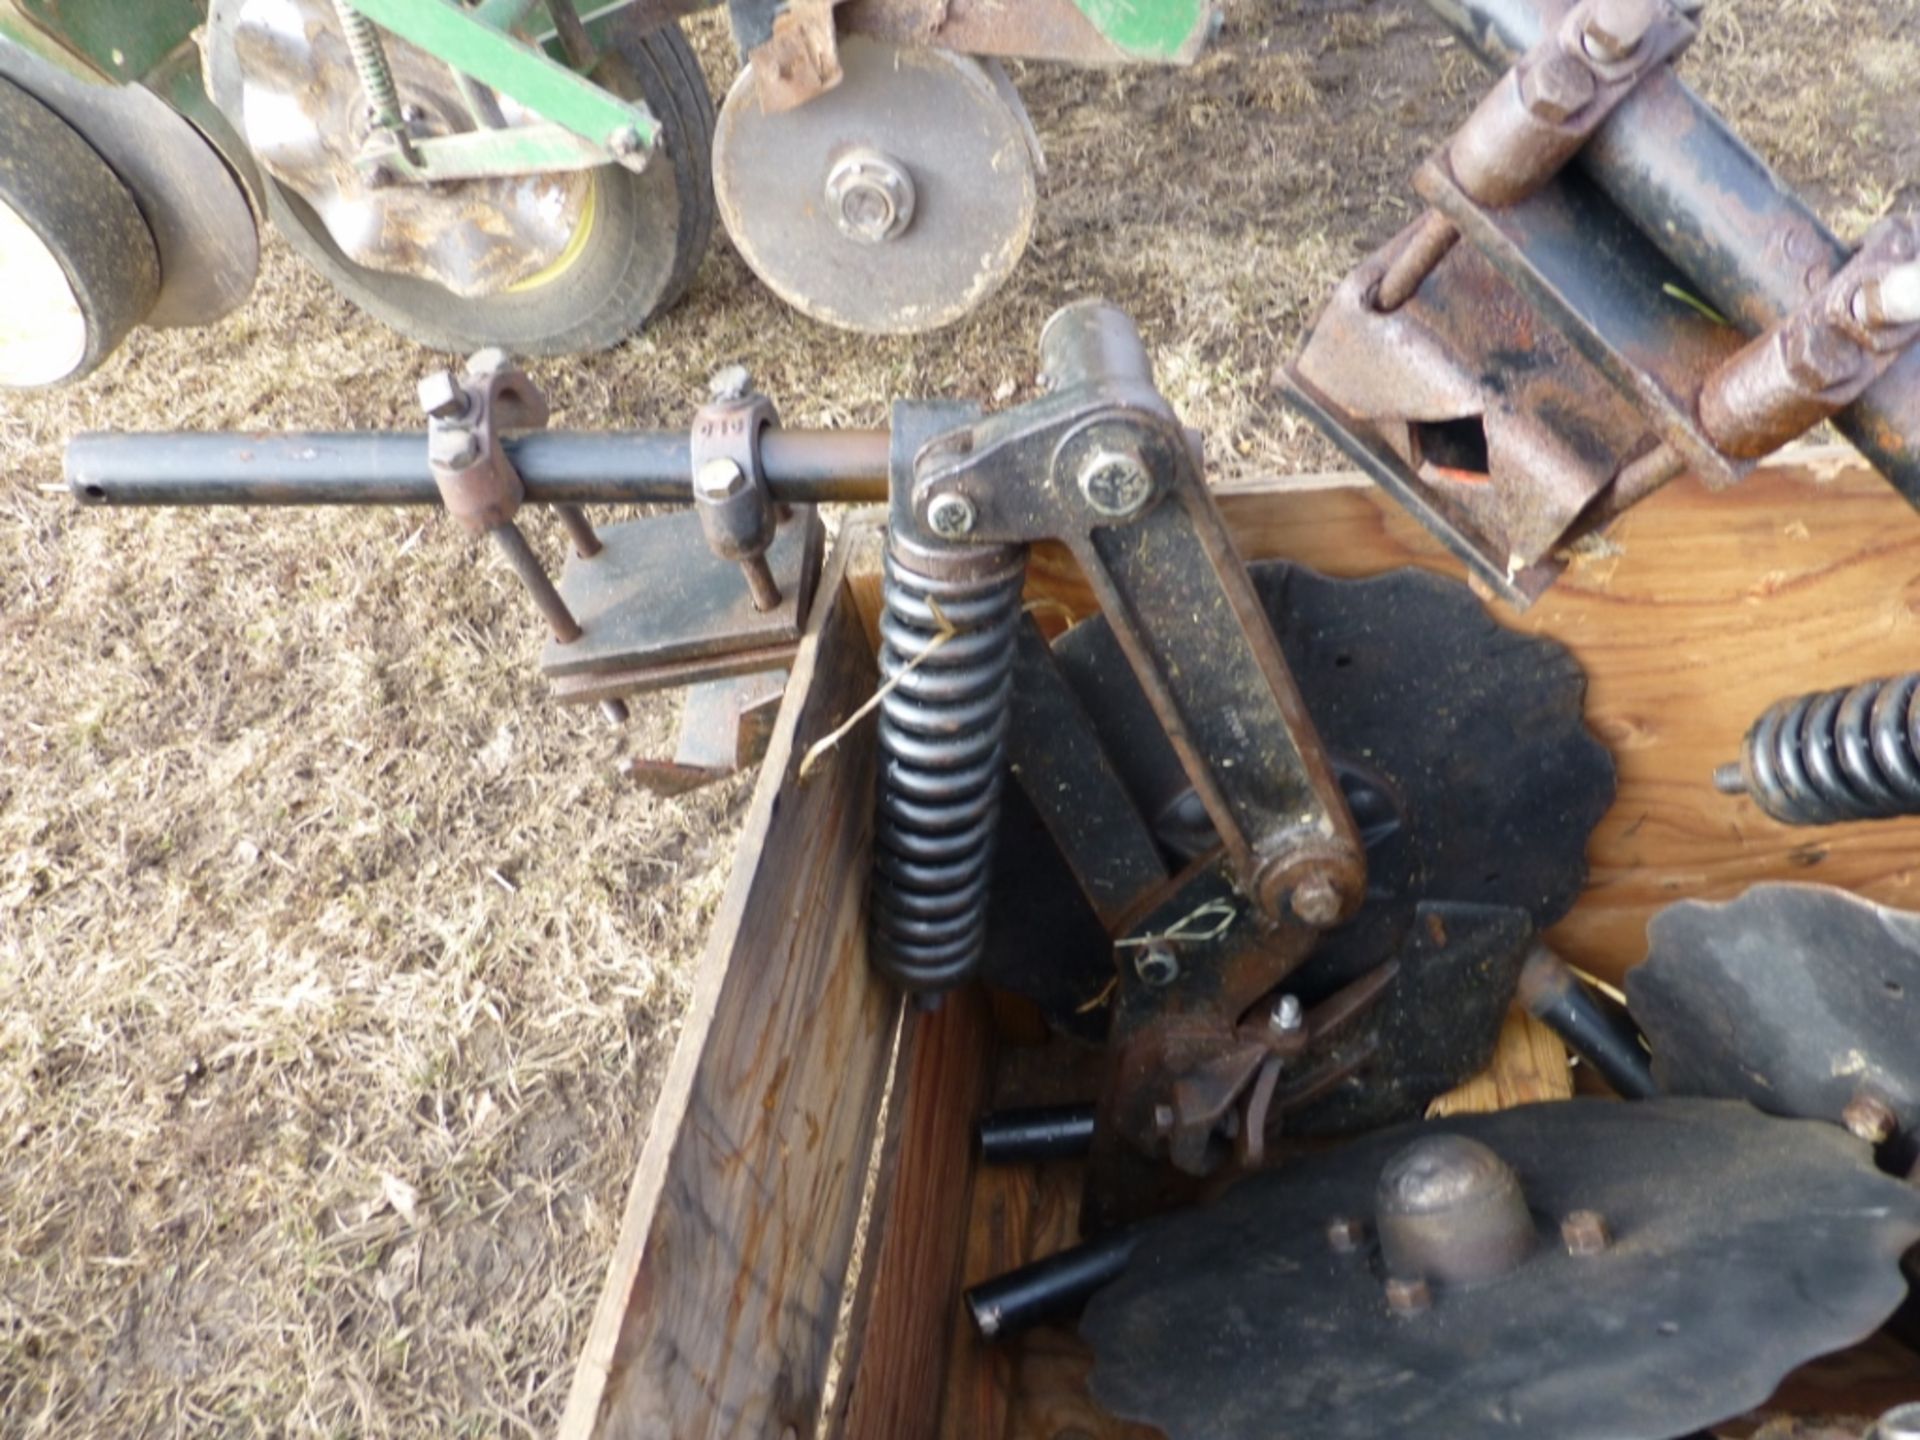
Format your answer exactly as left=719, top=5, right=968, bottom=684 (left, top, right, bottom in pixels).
left=0, top=0, right=1914, bottom=1434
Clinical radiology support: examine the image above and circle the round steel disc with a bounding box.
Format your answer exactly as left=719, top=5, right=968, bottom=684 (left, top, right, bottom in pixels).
left=712, top=37, right=1037, bottom=333
left=1081, top=1099, right=1920, bottom=1440
left=1631, top=883, right=1920, bottom=1141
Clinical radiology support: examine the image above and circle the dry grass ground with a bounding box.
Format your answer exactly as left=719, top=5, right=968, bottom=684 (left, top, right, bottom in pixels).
left=2, top=1, right=1916, bottom=1434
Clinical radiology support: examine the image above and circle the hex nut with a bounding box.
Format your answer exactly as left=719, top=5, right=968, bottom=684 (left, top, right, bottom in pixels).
left=1078, top=447, right=1155, bottom=518
left=418, top=370, right=469, bottom=420
left=429, top=426, right=482, bottom=469
left=826, top=148, right=917, bottom=245
left=1521, top=50, right=1598, bottom=123
left=1582, top=0, right=1657, bottom=60
left=1270, top=993, right=1305, bottom=1034
left=1326, top=1216, right=1368, bottom=1254
left=1843, top=1091, right=1898, bottom=1146
left=1385, top=1275, right=1432, bottom=1316
left=1291, top=875, right=1345, bottom=928
left=925, top=492, right=977, bottom=538
left=1561, top=1209, right=1612, bottom=1256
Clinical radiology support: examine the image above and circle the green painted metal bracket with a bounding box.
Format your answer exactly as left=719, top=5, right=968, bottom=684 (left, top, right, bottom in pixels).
left=346, top=0, right=659, bottom=157
left=11, top=0, right=202, bottom=82
left=1070, top=0, right=1215, bottom=63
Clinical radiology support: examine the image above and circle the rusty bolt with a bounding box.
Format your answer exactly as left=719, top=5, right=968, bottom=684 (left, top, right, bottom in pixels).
left=429, top=425, right=481, bottom=470
left=1326, top=1216, right=1367, bottom=1254
left=1291, top=875, right=1345, bottom=928
left=1582, top=0, right=1658, bottom=60
left=825, top=148, right=917, bottom=245
left=1561, top=1209, right=1612, bottom=1255
left=1852, top=262, right=1920, bottom=329
left=1843, top=1091, right=1899, bottom=1146
left=1135, top=942, right=1180, bottom=988
left=1384, top=1275, right=1432, bottom=1316
left=1783, top=323, right=1863, bottom=392
left=417, top=370, right=469, bottom=421
left=695, top=457, right=748, bottom=502
left=925, top=492, right=977, bottom=538
left=1521, top=50, right=1598, bottom=123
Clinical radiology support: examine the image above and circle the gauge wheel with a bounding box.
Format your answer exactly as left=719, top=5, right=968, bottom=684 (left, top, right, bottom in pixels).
left=246, top=18, right=713, bottom=357
left=0, top=76, right=159, bottom=389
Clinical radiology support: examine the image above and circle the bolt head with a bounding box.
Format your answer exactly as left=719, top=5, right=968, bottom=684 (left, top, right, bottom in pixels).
left=925, top=492, right=977, bottom=538
left=696, top=457, right=749, bottom=502
left=1291, top=875, right=1345, bottom=928
left=429, top=426, right=481, bottom=469
left=1078, top=447, right=1155, bottom=518
left=1561, top=1209, right=1612, bottom=1255
left=825, top=148, right=917, bottom=245
left=1843, top=1091, right=1898, bottom=1146
left=1152, top=1103, right=1177, bottom=1137
left=1783, top=323, right=1863, bottom=391
left=607, top=124, right=644, bottom=157
left=1521, top=50, right=1598, bottom=122
left=1582, top=0, right=1657, bottom=59
left=466, top=346, right=513, bottom=380
left=418, top=370, right=469, bottom=420
left=1135, top=943, right=1180, bottom=988
left=1270, top=993, right=1304, bottom=1035
left=708, top=364, right=753, bottom=402
left=1326, top=1216, right=1367, bottom=1254
left=1384, top=1275, right=1432, bottom=1316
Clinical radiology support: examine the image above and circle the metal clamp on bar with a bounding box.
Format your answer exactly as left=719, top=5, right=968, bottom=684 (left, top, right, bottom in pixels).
left=690, top=375, right=785, bottom=611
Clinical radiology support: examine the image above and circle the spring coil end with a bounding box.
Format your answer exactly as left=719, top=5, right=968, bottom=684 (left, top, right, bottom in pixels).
left=1729, top=673, right=1920, bottom=825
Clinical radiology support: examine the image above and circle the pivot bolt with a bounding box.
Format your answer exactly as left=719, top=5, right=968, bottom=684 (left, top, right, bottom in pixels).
left=1291, top=875, right=1345, bottom=928
left=1843, top=1091, right=1898, bottom=1145
left=607, top=124, right=645, bottom=158
left=925, top=492, right=977, bottom=538
left=467, top=346, right=512, bottom=379
left=1561, top=1209, right=1612, bottom=1255
left=1326, top=1216, right=1368, bottom=1254
left=826, top=148, right=917, bottom=245
left=1078, top=447, right=1155, bottom=519
left=1582, top=0, right=1657, bottom=60
left=1135, top=943, right=1180, bottom=988
left=1269, top=993, right=1304, bottom=1035
left=1384, top=1275, right=1432, bottom=1316
left=1521, top=50, right=1597, bottom=122
left=429, top=425, right=481, bottom=469
left=418, top=370, right=470, bottom=420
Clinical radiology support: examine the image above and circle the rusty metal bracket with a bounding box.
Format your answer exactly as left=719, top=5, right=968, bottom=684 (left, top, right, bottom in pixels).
left=690, top=385, right=787, bottom=611
left=624, top=670, right=788, bottom=795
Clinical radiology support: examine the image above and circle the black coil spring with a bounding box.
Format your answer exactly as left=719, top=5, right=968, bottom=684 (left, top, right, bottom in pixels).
left=869, top=545, right=1025, bottom=994
left=1740, top=673, right=1920, bottom=824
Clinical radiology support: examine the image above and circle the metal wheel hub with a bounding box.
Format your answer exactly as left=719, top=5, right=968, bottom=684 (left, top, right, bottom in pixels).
left=220, top=0, right=589, bottom=296
left=712, top=36, right=1039, bottom=334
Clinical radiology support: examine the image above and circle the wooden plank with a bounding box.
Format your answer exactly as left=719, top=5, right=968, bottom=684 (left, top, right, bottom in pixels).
left=1426, top=1009, right=1574, bottom=1118
left=1026, top=450, right=1920, bottom=987
left=836, top=987, right=996, bottom=1440
left=561, top=557, right=897, bottom=1440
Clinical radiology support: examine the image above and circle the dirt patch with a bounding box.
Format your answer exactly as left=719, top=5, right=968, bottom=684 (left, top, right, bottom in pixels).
left=2, top=1, right=1917, bottom=1433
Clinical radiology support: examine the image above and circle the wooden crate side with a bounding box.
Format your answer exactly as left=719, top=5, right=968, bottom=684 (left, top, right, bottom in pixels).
left=561, top=566, right=897, bottom=1440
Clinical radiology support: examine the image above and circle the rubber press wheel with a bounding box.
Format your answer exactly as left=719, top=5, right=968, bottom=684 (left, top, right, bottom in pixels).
left=210, top=11, right=714, bottom=356
left=0, top=76, right=159, bottom=388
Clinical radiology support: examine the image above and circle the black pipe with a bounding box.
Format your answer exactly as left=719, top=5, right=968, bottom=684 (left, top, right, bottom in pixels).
left=978, top=1104, right=1097, bottom=1164
left=1425, top=0, right=1920, bottom=509
left=65, top=429, right=893, bottom=509
left=1518, top=946, right=1658, bottom=1101
left=964, top=1227, right=1142, bottom=1341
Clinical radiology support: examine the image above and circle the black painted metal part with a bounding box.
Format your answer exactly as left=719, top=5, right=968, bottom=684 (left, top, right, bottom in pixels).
left=1080, top=1099, right=1920, bottom=1440
left=1631, top=884, right=1920, bottom=1163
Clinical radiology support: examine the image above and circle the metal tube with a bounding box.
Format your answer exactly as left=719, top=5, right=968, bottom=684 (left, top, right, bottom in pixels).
left=1517, top=945, right=1658, bottom=1100
left=66, top=429, right=893, bottom=508
left=490, top=521, right=581, bottom=642
left=1425, top=0, right=1920, bottom=504
left=978, top=1104, right=1098, bottom=1164
left=964, top=1227, right=1142, bottom=1341
left=553, top=502, right=603, bottom=557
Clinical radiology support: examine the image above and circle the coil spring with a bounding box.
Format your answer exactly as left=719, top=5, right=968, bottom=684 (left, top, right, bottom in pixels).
left=332, top=0, right=403, bottom=131
left=869, top=544, right=1026, bottom=995
left=1733, top=673, right=1920, bottom=824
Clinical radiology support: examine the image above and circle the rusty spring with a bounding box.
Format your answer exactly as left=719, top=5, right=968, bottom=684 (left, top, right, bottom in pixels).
left=1721, top=673, right=1920, bottom=824
left=868, top=543, right=1026, bottom=996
